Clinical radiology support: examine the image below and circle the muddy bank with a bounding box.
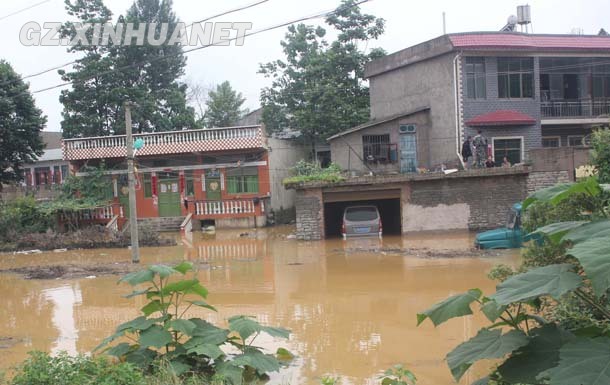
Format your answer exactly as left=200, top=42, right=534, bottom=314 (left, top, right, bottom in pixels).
left=0, top=226, right=176, bottom=253
left=336, top=246, right=511, bottom=258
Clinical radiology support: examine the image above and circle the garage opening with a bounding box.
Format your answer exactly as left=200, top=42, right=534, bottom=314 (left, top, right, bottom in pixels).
left=324, top=198, right=402, bottom=238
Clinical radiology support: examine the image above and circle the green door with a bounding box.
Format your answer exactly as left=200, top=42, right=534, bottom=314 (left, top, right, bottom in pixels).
left=158, top=175, right=181, bottom=217
left=206, top=177, right=221, bottom=201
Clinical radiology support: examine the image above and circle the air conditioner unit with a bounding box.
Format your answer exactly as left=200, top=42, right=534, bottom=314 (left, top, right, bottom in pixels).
left=399, top=124, right=416, bottom=133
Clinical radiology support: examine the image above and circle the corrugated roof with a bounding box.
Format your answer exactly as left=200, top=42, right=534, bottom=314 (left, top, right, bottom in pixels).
left=466, top=110, right=536, bottom=127
left=36, top=148, right=64, bottom=162
left=449, top=33, right=610, bottom=51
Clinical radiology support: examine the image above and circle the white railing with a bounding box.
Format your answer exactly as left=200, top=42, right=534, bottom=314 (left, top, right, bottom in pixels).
left=180, top=213, right=193, bottom=235
left=59, top=206, right=114, bottom=221
left=541, top=100, right=610, bottom=118
left=106, top=215, right=119, bottom=232
left=195, top=200, right=256, bottom=216
left=63, top=126, right=262, bottom=153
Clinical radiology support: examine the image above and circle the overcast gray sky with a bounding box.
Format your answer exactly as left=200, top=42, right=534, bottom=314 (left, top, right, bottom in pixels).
left=0, top=0, right=608, bottom=133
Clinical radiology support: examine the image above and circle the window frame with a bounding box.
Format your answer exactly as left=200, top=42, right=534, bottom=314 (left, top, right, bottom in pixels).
left=362, top=134, right=391, bottom=162
left=226, top=167, right=259, bottom=195
left=567, top=135, right=584, bottom=147
left=497, top=57, right=535, bottom=99
left=541, top=136, right=561, bottom=148
left=492, top=136, right=525, bottom=166
left=465, top=57, right=487, bottom=99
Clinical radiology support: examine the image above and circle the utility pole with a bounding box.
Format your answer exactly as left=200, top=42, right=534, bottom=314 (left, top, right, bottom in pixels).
left=125, top=101, right=140, bottom=263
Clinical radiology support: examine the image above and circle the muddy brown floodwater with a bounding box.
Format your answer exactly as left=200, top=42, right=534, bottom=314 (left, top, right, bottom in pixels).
left=0, top=226, right=519, bottom=384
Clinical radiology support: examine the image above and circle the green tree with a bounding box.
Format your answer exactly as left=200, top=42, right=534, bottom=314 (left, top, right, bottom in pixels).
left=259, top=0, right=385, bottom=151
left=203, top=81, right=246, bottom=127
left=591, top=127, right=610, bottom=183
left=0, top=60, right=46, bottom=184
left=59, top=0, right=196, bottom=138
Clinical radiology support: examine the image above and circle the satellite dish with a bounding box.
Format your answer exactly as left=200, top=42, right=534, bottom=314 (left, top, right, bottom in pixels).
left=507, top=15, right=518, bottom=26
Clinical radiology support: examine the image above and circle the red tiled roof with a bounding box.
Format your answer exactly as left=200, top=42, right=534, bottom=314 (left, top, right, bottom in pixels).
left=466, top=110, right=536, bottom=127
left=449, top=33, right=610, bottom=51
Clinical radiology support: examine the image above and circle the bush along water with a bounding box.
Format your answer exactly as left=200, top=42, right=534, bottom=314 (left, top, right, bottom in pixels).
left=417, top=177, right=610, bottom=385
left=96, top=261, right=291, bottom=384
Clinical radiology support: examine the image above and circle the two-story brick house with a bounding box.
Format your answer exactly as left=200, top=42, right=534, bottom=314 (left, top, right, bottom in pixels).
left=330, top=32, right=610, bottom=172
left=62, top=125, right=271, bottom=230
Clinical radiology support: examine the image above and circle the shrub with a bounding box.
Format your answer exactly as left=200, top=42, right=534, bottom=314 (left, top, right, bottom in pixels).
left=9, top=352, right=145, bottom=385
left=0, top=196, right=53, bottom=242
left=591, top=127, right=610, bottom=183
left=97, top=262, right=291, bottom=383
left=283, top=161, right=344, bottom=185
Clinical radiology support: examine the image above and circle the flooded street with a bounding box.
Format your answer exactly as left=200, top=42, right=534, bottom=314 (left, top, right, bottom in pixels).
left=0, top=227, right=519, bottom=384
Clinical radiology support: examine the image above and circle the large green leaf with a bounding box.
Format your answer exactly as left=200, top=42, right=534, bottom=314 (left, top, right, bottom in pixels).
left=231, top=350, right=281, bottom=374
left=106, top=342, right=132, bottom=358
left=417, top=289, right=482, bottom=327
left=123, top=288, right=151, bottom=299
left=215, top=362, right=244, bottom=385
left=124, top=348, right=157, bottom=368
left=119, top=269, right=154, bottom=286
left=471, top=378, right=489, bottom=385
left=547, top=337, right=610, bottom=385
left=168, top=360, right=190, bottom=376
left=491, top=264, right=582, bottom=305
left=186, top=343, right=224, bottom=359
left=173, top=261, right=194, bottom=274
left=160, top=279, right=198, bottom=296
left=523, top=178, right=600, bottom=210
left=534, top=221, right=588, bottom=244
left=138, top=325, right=173, bottom=348
left=117, top=316, right=156, bottom=332
left=446, top=329, right=528, bottom=381
left=141, top=300, right=170, bottom=316
left=567, top=237, right=610, bottom=296
left=150, top=265, right=178, bottom=278
left=94, top=330, right=125, bottom=351
left=169, top=319, right=197, bottom=336
left=228, top=316, right=290, bottom=341
left=563, top=219, right=610, bottom=244
left=480, top=298, right=506, bottom=323
left=188, top=324, right=230, bottom=345
left=186, top=283, right=208, bottom=299
left=498, top=324, right=574, bottom=384
left=188, top=300, right=217, bottom=312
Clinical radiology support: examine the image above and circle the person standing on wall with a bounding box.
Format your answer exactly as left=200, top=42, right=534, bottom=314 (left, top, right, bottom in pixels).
left=472, top=130, right=488, bottom=168
left=461, top=136, right=473, bottom=169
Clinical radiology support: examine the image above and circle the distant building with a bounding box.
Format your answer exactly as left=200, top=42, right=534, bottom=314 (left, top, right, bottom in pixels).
left=62, top=126, right=271, bottom=230
left=1, top=131, right=69, bottom=201
left=330, top=32, right=610, bottom=173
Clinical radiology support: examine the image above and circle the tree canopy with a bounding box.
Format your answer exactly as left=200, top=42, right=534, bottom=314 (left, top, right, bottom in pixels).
left=204, top=81, right=247, bottom=128
left=59, top=0, right=196, bottom=138
left=259, top=0, right=385, bottom=145
left=0, top=60, right=46, bottom=185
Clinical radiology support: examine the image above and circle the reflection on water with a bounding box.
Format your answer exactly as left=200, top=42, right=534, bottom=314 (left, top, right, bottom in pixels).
left=0, top=227, right=519, bottom=384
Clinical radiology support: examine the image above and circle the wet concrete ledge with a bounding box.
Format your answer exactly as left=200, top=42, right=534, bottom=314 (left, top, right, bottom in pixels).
left=285, top=165, right=530, bottom=190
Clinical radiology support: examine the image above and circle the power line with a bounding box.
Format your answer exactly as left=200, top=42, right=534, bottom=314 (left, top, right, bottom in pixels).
left=29, top=0, right=372, bottom=95
left=0, top=0, right=271, bottom=87
left=0, top=0, right=51, bottom=22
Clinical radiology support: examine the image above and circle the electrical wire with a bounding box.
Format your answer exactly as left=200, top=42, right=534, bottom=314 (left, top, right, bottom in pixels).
left=0, top=0, right=51, bottom=22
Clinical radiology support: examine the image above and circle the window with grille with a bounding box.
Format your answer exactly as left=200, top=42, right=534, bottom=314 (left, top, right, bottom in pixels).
left=466, top=57, right=486, bottom=99
left=493, top=138, right=522, bottom=166
left=363, top=134, right=391, bottom=162
left=568, top=136, right=584, bottom=147
left=542, top=137, right=560, bottom=148
left=498, top=58, right=534, bottom=98
left=226, top=167, right=258, bottom=194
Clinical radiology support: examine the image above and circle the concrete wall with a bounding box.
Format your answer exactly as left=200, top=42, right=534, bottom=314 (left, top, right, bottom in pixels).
left=267, top=137, right=308, bottom=212
left=368, top=52, right=460, bottom=167
left=329, top=111, right=432, bottom=173
left=462, top=55, right=542, bottom=160
left=293, top=169, right=531, bottom=239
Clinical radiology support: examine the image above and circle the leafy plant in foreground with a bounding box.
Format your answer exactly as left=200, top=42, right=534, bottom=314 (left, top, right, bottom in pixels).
left=96, top=262, right=291, bottom=384
left=379, top=364, right=417, bottom=385
left=418, top=178, right=610, bottom=385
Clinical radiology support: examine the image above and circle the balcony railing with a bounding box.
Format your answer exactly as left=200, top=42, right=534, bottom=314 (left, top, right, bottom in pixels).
left=63, top=126, right=264, bottom=160
left=193, top=199, right=258, bottom=217
left=541, top=100, right=610, bottom=118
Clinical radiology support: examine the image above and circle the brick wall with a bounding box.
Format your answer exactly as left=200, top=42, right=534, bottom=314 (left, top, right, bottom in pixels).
left=295, top=188, right=324, bottom=240
left=406, top=173, right=528, bottom=231
left=527, top=171, right=571, bottom=194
